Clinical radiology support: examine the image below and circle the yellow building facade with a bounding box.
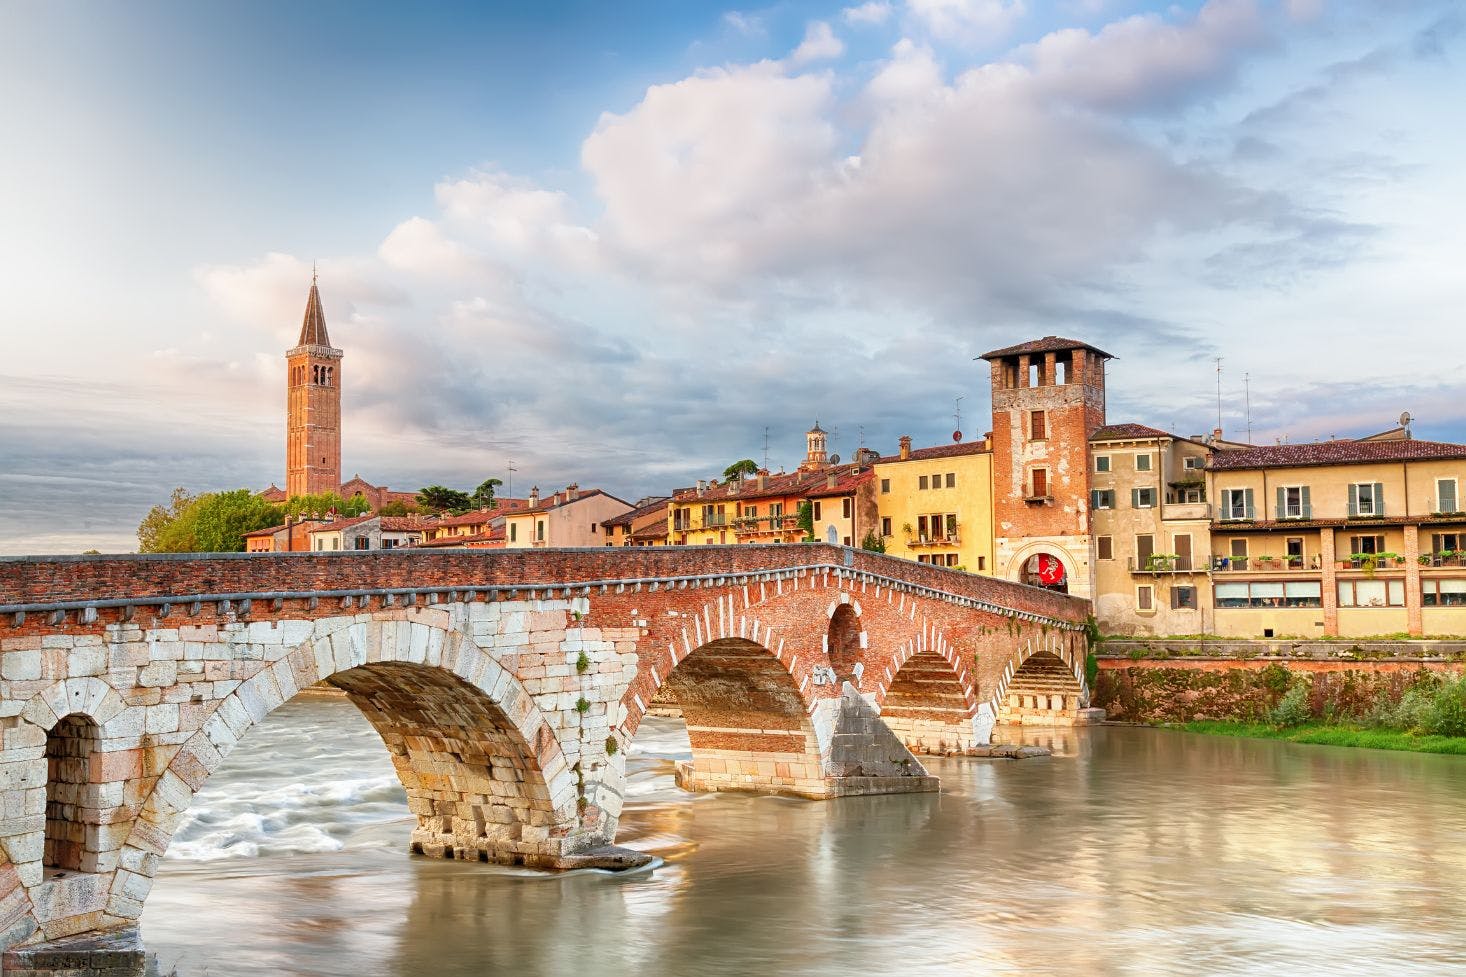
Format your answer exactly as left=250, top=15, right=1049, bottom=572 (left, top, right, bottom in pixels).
left=873, top=439, right=995, bottom=573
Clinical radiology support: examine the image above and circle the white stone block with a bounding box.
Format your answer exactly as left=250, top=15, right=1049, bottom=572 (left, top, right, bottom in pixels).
left=138, top=661, right=177, bottom=688
left=145, top=703, right=181, bottom=735
left=1, top=651, right=42, bottom=682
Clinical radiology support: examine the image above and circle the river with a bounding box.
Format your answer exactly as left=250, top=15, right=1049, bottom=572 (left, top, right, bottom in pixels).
left=142, top=699, right=1466, bottom=976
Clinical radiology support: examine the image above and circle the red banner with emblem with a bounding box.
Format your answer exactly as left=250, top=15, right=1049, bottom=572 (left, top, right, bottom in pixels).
left=1036, top=554, right=1065, bottom=586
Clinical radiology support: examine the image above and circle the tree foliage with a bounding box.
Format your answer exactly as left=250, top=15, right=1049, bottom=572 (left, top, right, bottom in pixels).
left=860, top=529, right=886, bottom=553
left=472, top=478, right=503, bottom=508
left=796, top=500, right=815, bottom=540
left=722, top=459, right=760, bottom=481
left=281, top=492, right=369, bottom=520
left=378, top=499, right=416, bottom=517
left=138, top=489, right=282, bottom=553
left=417, top=485, right=474, bottom=514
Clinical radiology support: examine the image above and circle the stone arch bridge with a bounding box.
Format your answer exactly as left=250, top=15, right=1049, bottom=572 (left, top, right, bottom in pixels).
left=0, top=544, right=1088, bottom=960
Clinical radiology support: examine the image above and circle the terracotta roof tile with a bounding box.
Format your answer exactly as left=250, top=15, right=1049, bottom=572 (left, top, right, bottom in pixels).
left=1090, top=423, right=1177, bottom=442
left=876, top=441, right=988, bottom=465
left=806, top=469, right=876, bottom=498
left=1208, top=438, right=1466, bottom=471
left=979, top=336, right=1114, bottom=360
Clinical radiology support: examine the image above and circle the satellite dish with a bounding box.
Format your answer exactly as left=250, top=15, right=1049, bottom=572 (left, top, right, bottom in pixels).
left=829, top=453, right=841, bottom=464
left=953, top=430, right=963, bottom=442
left=1400, top=411, right=1413, bottom=427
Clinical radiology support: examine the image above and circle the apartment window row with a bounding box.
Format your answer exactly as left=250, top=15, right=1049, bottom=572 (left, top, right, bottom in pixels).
left=918, top=554, right=962, bottom=567
left=1216, top=581, right=1323, bottom=608
left=917, top=473, right=958, bottom=490
left=1218, top=481, right=1462, bottom=521
left=1089, top=488, right=1155, bottom=510
left=916, top=513, right=958, bottom=541
left=1093, top=453, right=1155, bottom=473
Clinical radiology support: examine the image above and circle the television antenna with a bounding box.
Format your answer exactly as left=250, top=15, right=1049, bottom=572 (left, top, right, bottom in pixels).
left=507, top=459, right=518, bottom=498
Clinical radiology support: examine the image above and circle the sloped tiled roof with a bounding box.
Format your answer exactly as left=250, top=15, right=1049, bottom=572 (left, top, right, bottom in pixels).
left=1208, top=438, right=1466, bottom=471
left=671, top=471, right=829, bottom=505
left=518, top=489, right=631, bottom=514
left=876, top=441, right=989, bottom=465
left=603, top=497, right=669, bottom=528
left=1090, top=423, right=1176, bottom=443
left=806, top=469, right=876, bottom=499
left=979, top=336, right=1114, bottom=360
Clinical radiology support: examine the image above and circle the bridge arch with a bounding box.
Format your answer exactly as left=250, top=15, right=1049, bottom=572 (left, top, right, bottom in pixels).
left=826, top=598, right=865, bottom=685
left=867, top=625, right=980, bottom=754
left=103, top=614, right=584, bottom=925
left=991, top=631, right=1088, bottom=726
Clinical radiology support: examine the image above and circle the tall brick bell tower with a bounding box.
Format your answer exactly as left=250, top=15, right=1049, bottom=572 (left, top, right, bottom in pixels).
left=980, top=336, right=1112, bottom=598
left=285, top=273, right=342, bottom=499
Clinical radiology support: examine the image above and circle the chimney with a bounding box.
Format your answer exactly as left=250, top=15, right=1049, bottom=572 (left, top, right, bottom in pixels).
left=528, top=486, right=540, bottom=509
left=566, top=482, right=580, bottom=501
left=826, top=472, right=838, bottom=489
left=757, top=473, right=768, bottom=491
left=1212, top=427, right=1223, bottom=443
left=696, top=480, right=707, bottom=497
left=899, top=435, right=912, bottom=461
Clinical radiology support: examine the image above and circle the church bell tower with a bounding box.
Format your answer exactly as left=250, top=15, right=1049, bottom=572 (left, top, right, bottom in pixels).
left=285, top=274, right=342, bottom=499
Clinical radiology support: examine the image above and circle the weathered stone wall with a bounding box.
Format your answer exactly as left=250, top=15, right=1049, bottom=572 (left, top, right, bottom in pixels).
left=1093, top=659, right=1464, bottom=724
left=1102, top=638, right=1466, bottom=663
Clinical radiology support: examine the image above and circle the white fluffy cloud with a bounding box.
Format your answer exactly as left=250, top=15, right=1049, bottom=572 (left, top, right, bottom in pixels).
left=906, top=0, right=1027, bottom=44
left=843, top=2, right=893, bottom=26
left=790, top=21, right=846, bottom=65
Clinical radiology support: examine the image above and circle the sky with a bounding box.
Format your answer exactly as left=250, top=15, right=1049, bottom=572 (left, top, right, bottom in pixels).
left=0, top=0, right=1462, bottom=555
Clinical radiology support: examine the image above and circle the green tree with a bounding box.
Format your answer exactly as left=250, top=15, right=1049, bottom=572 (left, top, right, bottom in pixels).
left=723, top=459, right=759, bottom=481
left=138, top=487, right=196, bottom=553
left=796, top=500, right=815, bottom=541
left=282, top=492, right=368, bottom=520
left=472, top=478, right=504, bottom=508
left=140, top=489, right=282, bottom=553
left=417, top=485, right=473, bottom=514
left=860, top=529, right=886, bottom=553
left=378, top=499, right=416, bottom=517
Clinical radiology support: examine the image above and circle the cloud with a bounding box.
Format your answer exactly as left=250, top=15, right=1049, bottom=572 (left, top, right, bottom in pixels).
left=790, top=21, right=846, bottom=66
left=721, top=11, right=765, bottom=38
left=905, top=0, right=1026, bottom=44
left=842, top=2, right=893, bottom=26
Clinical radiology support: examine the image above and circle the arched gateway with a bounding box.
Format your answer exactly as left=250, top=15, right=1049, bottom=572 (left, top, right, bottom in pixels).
left=0, top=546, right=1088, bottom=962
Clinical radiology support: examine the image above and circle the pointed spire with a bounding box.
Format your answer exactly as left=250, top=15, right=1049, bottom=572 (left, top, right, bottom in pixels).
left=297, top=275, right=331, bottom=348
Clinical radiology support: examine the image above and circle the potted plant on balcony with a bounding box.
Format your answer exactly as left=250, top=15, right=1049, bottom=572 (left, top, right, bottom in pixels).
left=1419, top=553, right=1435, bottom=567
left=1442, top=549, right=1460, bottom=567
left=1144, top=553, right=1177, bottom=573
left=1255, top=554, right=1280, bottom=570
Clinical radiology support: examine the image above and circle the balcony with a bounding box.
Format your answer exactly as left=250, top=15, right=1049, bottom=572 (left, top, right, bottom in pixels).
left=1211, top=555, right=1311, bottom=572
left=732, top=515, right=798, bottom=535
left=1127, top=555, right=1199, bottom=574
left=1161, top=502, right=1211, bottom=521
left=908, top=534, right=961, bottom=549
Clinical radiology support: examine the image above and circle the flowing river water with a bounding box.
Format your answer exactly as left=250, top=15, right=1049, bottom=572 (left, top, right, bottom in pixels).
left=142, top=698, right=1466, bottom=977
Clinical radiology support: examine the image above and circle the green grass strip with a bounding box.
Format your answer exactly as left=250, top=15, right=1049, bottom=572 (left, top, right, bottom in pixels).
left=1172, top=720, right=1466, bottom=756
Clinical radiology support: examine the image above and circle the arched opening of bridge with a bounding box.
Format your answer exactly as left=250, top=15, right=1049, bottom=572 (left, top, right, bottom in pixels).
left=998, top=651, right=1085, bottom=726
left=44, top=713, right=100, bottom=875
left=880, top=651, right=976, bottom=755
left=653, top=637, right=828, bottom=798
left=827, top=604, right=863, bottom=684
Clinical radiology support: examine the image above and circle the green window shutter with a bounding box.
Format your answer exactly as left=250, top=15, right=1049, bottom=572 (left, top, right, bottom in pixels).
left=1348, top=484, right=1359, bottom=517
left=1091, top=490, right=1100, bottom=510
left=1243, top=488, right=1255, bottom=520
left=1276, top=486, right=1285, bottom=519
left=1374, top=482, right=1385, bottom=516
left=1301, top=486, right=1311, bottom=518
left=1131, top=488, right=1140, bottom=509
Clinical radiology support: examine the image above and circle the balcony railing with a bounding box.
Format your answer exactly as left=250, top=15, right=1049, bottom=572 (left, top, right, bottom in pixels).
left=1128, top=555, right=1198, bottom=573
left=1161, top=502, right=1211, bottom=520
left=908, top=534, right=961, bottom=548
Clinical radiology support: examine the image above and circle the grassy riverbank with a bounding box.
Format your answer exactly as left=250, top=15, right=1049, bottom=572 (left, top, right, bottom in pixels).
left=1175, top=720, right=1466, bottom=756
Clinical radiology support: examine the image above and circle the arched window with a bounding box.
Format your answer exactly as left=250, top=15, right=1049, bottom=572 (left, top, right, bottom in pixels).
left=45, top=713, right=100, bottom=874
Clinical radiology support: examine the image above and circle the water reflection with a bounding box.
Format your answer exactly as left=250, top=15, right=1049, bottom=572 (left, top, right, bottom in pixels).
left=146, top=700, right=1466, bottom=977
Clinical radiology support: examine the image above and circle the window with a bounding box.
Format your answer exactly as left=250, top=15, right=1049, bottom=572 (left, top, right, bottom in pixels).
left=1091, top=489, right=1116, bottom=510
left=1423, top=579, right=1466, bottom=606
left=1286, top=537, right=1304, bottom=568
left=945, top=553, right=959, bottom=567
left=1438, top=479, right=1458, bottom=514
left=1338, top=579, right=1405, bottom=607
left=1349, top=535, right=1384, bottom=555
left=770, top=502, right=783, bottom=518
left=1220, top=488, right=1254, bottom=520
left=1183, top=456, right=1205, bottom=470
left=1031, top=410, right=1047, bottom=440
left=510, top=523, right=517, bottom=542
left=1031, top=469, right=1048, bottom=497
left=881, top=517, right=892, bottom=537
left=1135, top=534, right=1155, bottom=566
left=977, top=557, right=985, bottom=571
left=1230, top=538, right=1248, bottom=559
left=1136, top=586, right=1153, bottom=611
left=536, top=520, right=545, bottom=542
left=1216, top=581, right=1322, bottom=608
left=1135, top=453, right=1153, bottom=472
left=1432, top=532, right=1463, bottom=555
left=354, top=537, right=369, bottom=550
left=1277, top=486, right=1310, bottom=519
left=919, top=475, right=929, bottom=490
left=1095, top=455, right=1111, bottom=473
left=590, top=523, right=598, bottom=533
left=1097, top=536, right=1113, bottom=560
left=945, top=472, right=955, bottom=488
left=1132, top=487, right=1156, bottom=508
left=1171, top=586, right=1197, bottom=609
left=1350, top=482, right=1385, bottom=517
left=814, top=501, right=823, bottom=521
left=881, top=478, right=891, bottom=494
left=842, top=498, right=852, bottom=519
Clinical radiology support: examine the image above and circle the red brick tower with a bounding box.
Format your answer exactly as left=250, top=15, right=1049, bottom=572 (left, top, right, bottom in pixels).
left=980, top=336, right=1111, bottom=597
left=285, top=274, right=342, bottom=499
